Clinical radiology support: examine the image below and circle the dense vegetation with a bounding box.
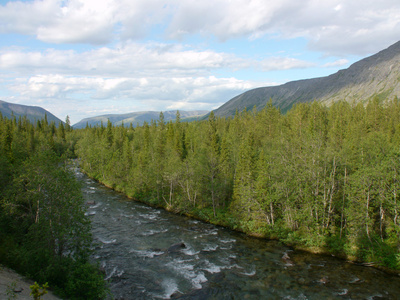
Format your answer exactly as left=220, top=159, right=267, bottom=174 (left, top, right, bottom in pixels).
left=76, top=98, right=400, bottom=270
left=0, top=114, right=107, bottom=299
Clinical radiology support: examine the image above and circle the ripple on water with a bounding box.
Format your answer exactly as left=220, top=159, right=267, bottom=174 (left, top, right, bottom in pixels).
left=220, top=238, right=236, bottom=244
left=240, top=269, right=256, bottom=276
left=130, top=249, right=165, bottom=258
left=202, top=260, right=222, bottom=274
left=77, top=169, right=400, bottom=300
left=104, top=266, right=125, bottom=280
left=89, top=202, right=101, bottom=209
left=98, top=237, right=117, bottom=244
left=202, top=244, right=218, bottom=252
left=141, top=228, right=168, bottom=236
left=151, top=278, right=180, bottom=299
left=139, top=212, right=160, bottom=220
left=182, top=246, right=200, bottom=256
left=167, top=259, right=208, bottom=290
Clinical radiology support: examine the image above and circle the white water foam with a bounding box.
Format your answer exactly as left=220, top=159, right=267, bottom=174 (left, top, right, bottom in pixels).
left=151, top=278, right=180, bottom=299
left=202, top=260, right=222, bottom=274
left=105, top=266, right=117, bottom=280
left=98, top=237, right=117, bottom=244
left=139, top=212, right=160, bottom=220
left=220, top=238, right=236, bottom=244
left=90, top=202, right=101, bottom=209
left=141, top=229, right=168, bottom=236
left=241, top=269, right=256, bottom=276
left=200, top=229, right=218, bottom=236
left=182, top=245, right=200, bottom=256
left=219, top=244, right=233, bottom=250
left=202, top=244, right=218, bottom=252
left=336, top=289, right=348, bottom=296
left=130, top=249, right=165, bottom=258
left=350, top=276, right=362, bottom=283
left=105, top=266, right=125, bottom=280
left=121, top=213, right=134, bottom=218
left=167, top=259, right=208, bottom=289
left=283, top=293, right=308, bottom=300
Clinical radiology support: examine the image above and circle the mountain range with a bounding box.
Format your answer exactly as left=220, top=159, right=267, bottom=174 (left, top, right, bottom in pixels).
left=2, top=40, right=400, bottom=125
left=211, top=40, right=400, bottom=117
left=72, top=110, right=209, bottom=128
left=0, top=100, right=63, bottom=124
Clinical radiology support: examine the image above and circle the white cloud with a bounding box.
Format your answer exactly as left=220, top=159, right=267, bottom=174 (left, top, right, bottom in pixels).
left=36, top=0, right=115, bottom=44
left=1, top=0, right=399, bottom=55
left=260, top=57, right=315, bottom=71
left=0, top=37, right=306, bottom=123
left=0, top=0, right=58, bottom=35
left=8, top=74, right=264, bottom=123
left=165, top=0, right=400, bottom=55
left=0, top=0, right=157, bottom=44
left=1, top=0, right=400, bottom=123
left=323, top=59, right=349, bottom=68
left=0, top=41, right=312, bottom=76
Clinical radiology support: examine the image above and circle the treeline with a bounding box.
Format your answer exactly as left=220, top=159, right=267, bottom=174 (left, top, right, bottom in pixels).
left=0, top=114, right=107, bottom=299
left=75, top=98, right=400, bottom=270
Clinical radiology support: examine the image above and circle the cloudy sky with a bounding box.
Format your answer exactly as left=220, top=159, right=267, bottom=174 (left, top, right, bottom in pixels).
left=0, top=0, right=399, bottom=124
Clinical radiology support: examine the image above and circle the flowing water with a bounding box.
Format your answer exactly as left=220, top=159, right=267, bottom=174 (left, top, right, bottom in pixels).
left=76, top=169, right=400, bottom=299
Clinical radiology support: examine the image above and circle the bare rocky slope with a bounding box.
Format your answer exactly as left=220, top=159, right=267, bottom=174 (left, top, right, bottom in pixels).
left=0, top=266, right=60, bottom=300
left=211, top=40, right=400, bottom=117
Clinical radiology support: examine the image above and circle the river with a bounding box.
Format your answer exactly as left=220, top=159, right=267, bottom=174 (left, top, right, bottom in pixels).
left=76, top=169, right=400, bottom=299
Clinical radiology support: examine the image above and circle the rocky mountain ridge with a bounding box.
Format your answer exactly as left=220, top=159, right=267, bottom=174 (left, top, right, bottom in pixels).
left=211, top=40, right=400, bottom=117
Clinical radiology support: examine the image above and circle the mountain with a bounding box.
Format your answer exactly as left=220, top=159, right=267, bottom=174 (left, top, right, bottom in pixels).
left=212, top=40, right=400, bottom=117
left=73, top=110, right=209, bottom=128
left=0, top=100, right=63, bottom=124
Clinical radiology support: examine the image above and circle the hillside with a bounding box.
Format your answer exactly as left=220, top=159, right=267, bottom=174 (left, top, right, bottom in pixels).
left=212, top=40, right=400, bottom=117
left=73, top=110, right=209, bottom=128
left=0, top=100, right=63, bottom=124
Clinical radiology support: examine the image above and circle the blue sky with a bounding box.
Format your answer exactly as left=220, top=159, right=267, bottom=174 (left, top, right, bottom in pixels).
left=0, top=0, right=399, bottom=124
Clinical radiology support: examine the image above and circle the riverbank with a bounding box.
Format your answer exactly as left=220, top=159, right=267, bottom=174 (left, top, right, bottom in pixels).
left=0, top=265, right=60, bottom=300
left=79, top=167, right=400, bottom=276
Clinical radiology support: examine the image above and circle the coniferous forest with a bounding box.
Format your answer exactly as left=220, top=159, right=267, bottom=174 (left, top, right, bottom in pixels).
left=1, top=97, right=400, bottom=299
left=75, top=98, right=400, bottom=271
left=0, top=115, right=107, bottom=299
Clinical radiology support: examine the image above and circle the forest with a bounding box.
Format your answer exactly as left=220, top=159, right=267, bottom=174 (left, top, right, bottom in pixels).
left=0, top=97, right=399, bottom=299
left=0, top=115, right=107, bottom=299
left=75, top=98, right=400, bottom=270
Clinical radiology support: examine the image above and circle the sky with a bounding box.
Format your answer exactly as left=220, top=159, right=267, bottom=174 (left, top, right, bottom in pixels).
left=0, top=0, right=400, bottom=124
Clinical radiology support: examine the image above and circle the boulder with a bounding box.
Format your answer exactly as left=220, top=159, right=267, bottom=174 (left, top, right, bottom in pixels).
left=167, top=242, right=186, bottom=253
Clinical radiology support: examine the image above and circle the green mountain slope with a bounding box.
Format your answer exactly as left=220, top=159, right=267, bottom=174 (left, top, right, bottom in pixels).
left=0, top=100, right=63, bottom=124
left=212, top=40, right=400, bottom=117
left=73, top=110, right=209, bottom=128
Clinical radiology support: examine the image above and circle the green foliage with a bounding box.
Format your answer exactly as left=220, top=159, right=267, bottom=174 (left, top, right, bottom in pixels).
left=0, top=115, right=106, bottom=299
left=64, top=261, right=108, bottom=300
left=74, top=98, right=400, bottom=270
left=6, top=280, right=17, bottom=300
left=30, top=282, right=48, bottom=300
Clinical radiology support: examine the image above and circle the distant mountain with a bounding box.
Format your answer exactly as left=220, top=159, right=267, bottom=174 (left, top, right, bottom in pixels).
left=73, top=110, right=209, bottom=129
left=211, top=40, right=400, bottom=117
left=0, top=100, right=63, bottom=124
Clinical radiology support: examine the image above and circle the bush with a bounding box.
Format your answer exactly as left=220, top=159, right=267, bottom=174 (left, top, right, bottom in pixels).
left=64, top=261, right=108, bottom=300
